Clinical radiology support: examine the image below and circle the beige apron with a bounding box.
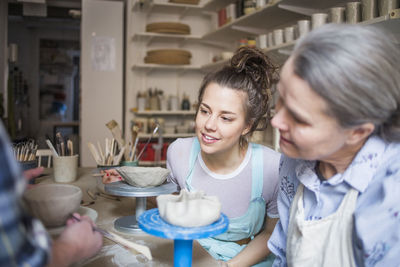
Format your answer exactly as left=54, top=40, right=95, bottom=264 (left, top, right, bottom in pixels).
left=286, top=184, right=358, bottom=267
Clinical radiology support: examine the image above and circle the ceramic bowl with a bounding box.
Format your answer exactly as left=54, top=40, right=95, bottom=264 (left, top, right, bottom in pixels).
left=116, top=166, right=170, bottom=187
left=23, top=184, right=82, bottom=227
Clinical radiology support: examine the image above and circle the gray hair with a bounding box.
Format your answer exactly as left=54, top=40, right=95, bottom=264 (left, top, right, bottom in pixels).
left=291, top=24, right=400, bottom=143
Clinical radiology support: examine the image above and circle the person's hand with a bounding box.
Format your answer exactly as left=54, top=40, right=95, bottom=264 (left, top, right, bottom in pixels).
left=23, top=166, right=44, bottom=180
left=102, top=169, right=122, bottom=184
left=23, top=166, right=44, bottom=187
left=53, top=213, right=103, bottom=264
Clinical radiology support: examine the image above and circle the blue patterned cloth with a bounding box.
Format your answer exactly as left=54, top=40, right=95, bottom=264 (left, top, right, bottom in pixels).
left=268, top=136, right=400, bottom=267
left=0, top=123, right=50, bottom=266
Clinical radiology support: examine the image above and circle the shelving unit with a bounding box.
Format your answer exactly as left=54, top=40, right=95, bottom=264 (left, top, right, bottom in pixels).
left=126, top=0, right=400, bottom=158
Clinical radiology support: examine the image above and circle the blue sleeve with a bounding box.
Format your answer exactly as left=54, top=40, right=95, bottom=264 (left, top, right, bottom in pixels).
left=0, top=123, right=50, bottom=266
left=268, top=156, right=298, bottom=267
left=354, top=149, right=400, bottom=267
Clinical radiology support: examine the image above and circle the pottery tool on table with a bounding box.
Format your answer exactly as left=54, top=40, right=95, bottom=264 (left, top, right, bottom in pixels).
left=106, top=120, right=125, bottom=148
left=136, top=124, right=159, bottom=161
left=88, top=142, right=102, bottom=165
left=13, top=139, right=38, bottom=161
left=56, top=132, right=65, bottom=156
left=70, top=214, right=152, bottom=260
left=46, top=139, right=59, bottom=157
left=67, top=139, right=74, bottom=156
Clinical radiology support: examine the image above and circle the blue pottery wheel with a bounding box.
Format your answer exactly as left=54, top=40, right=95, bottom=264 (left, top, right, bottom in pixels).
left=138, top=208, right=229, bottom=267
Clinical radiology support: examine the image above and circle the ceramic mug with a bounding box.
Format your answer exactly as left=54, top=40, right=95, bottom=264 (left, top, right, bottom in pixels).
left=362, top=0, right=378, bottom=20
left=257, top=34, right=267, bottom=49
left=329, top=7, right=346, bottom=23
left=273, top=29, right=284, bottom=46
left=379, top=0, right=399, bottom=16
left=297, top=20, right=311, bottom=37
left=346, top=2, right=362, bottom=23
left=284, top=26, right=295, bottom=43
left=312, top=13, right=328, bottom=29
left=267, top=32, right=274, bottom=47
left=53, top=155, right=78, bottom=183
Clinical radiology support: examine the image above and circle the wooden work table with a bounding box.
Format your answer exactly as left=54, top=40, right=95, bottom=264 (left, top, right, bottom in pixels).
left=36, top=167, right=218, bottom=267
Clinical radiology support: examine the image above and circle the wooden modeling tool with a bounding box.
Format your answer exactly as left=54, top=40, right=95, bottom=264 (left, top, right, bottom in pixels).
left=46, top=139, right=59, bottom=157
left=106, top=120, right=125, bottom=148
left=88, top=142, right=101, bottom=165
left=67, top=140, right=73, bottom=156
left=70, top=214, right=152, bottom=260
left=56, top=132, right=65, bottom=156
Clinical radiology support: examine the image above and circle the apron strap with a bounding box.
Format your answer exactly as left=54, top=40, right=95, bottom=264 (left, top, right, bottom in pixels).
left=185, top=137, right=201, bottom=191
left=251, top=143, right=264, bottom=199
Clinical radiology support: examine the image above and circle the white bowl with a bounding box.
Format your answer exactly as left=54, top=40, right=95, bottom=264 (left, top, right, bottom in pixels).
left=24, top=184, right=82, bottom=227
left=116, top=166, right=170, bottom=187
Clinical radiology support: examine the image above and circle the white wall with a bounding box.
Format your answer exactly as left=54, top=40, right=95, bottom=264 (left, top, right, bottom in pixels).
left=81, top=0, right=124, bottom=166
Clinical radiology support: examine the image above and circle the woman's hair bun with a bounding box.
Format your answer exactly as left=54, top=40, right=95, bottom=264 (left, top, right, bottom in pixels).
left=231, top=46, right=278, bottom=91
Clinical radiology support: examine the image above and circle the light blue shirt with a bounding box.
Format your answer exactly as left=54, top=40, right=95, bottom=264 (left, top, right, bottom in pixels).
left=268, top=136, right=400, bottom=267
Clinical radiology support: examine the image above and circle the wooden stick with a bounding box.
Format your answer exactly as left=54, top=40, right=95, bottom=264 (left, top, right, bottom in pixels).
left=88, top=142, right=101, bottom=165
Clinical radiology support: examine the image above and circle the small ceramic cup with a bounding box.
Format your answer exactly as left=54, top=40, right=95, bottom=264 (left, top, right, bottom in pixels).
left=267, top=32, right=274, bottom=47
left=297, top=20, right=311, bottom=37
left=379, top=0, right=399, bottom=16
left=53, top=155, right=78, bottom=183
left=362, top=0, right=378, bottom=20
left=273, top=29, right=284, bottom=46
left=284, top=26, right=295, bottom=43
left=257, top=34, right=267, bottom=49
left=312, top=13, right=328, bottom=30
left=346, top=2, right=362, bottom=24
left=329, top=7, right=346, bottom=23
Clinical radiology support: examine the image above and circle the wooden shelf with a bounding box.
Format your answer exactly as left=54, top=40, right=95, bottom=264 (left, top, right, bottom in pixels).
left=132, top=32, right=202, bottom=42
left=201, top=0, right=236, bottom=11
left=132, top=0, right=202, bottom=13
left=131, top=110, right=196, bottom=115
left=132, top=63, right=201, bottom=71
left=202, top=2, right=306, bottom=43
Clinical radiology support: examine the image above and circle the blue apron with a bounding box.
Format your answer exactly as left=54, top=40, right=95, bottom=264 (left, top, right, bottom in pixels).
left=185, top=138, right=275, bottom=266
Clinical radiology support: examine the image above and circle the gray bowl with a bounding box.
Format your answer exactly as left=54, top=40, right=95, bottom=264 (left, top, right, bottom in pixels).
left=116, top=166, right=170, bottom=188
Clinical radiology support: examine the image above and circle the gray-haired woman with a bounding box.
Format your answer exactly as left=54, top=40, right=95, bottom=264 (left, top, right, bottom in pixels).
left=267, top=24, right=400, bottom=266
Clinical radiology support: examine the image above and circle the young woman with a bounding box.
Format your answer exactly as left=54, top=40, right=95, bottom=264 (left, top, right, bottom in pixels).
left=268, top=24, right=400, bottom=266
left=167, top=47, right=281, bottom=267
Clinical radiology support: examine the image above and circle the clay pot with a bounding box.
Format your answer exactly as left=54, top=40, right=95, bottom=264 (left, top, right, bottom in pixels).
left=24, top=184, right=82, bottom=227
left=116, top=166, right=170, bottom=187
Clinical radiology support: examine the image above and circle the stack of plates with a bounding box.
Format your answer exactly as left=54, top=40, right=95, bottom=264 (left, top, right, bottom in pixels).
left=144, top=49, right=192, bottom=65
left=169, top=0, right=200, bottom=4
left=146, top=22, right=190, bottom=35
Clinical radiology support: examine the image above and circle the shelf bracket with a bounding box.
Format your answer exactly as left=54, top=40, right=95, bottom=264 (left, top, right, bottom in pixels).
left=278, top=4, right=319, bottom=16
left=231, top=25, right=267, bottom=35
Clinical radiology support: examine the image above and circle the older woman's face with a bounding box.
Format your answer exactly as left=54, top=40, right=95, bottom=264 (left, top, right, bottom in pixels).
left=271, top=58, right=353, bottom=161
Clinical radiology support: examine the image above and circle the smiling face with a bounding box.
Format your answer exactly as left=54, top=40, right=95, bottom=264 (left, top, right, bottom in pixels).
left=195, top=83, right=250, bottom=159
left=271, top=58, right=354, bottom=161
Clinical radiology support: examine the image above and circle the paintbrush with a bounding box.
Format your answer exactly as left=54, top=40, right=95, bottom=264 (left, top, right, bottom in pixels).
left=56, top=132, right=65, bottom=156
left=136, top=124, right=159, bottom=161
left=70, top=214, right=152, bottom=260
left=106, top=120, right=125, bottom=148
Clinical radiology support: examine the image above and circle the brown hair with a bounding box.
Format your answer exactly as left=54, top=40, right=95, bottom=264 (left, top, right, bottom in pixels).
left=197, top=46, right=279, bottom=146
